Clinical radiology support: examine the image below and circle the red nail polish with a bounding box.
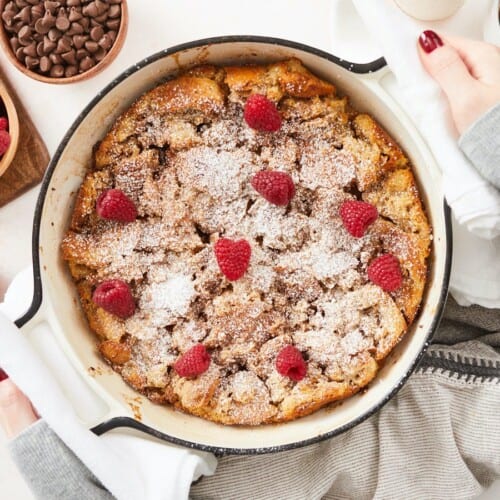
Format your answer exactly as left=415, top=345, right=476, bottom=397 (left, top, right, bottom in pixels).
left=0, top=368, right=8, bottom=382
left=419, top=30, right=443, bottom=53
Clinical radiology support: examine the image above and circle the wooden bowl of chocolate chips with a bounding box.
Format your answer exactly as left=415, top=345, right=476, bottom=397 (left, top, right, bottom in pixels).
left=0, top=0, right=128, bottom=84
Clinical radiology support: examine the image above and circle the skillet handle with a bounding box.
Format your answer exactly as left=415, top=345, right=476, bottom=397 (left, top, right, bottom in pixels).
left=16, top=308, right=128, bottom=428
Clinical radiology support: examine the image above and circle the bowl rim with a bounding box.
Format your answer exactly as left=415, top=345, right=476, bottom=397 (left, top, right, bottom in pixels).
left=0, top=0, right=128, bottom=85
left=0, top=76, right=20, bottom=177
left=16, top=35, right=452, bottom=455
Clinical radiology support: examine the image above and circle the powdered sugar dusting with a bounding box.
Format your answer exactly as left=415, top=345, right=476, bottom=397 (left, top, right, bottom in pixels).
left=140, top=275, right=195, bottom=316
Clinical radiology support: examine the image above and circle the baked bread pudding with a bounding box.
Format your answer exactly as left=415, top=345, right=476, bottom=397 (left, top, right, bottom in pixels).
left=61, top=59, right=431, bottom=425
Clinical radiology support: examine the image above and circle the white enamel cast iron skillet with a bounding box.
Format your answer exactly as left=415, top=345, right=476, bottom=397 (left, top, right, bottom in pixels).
left=16, top=37, right=451, bottom=455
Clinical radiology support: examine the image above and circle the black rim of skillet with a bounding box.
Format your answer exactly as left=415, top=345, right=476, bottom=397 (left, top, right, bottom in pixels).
left=14, top=35, right=452, bottom=456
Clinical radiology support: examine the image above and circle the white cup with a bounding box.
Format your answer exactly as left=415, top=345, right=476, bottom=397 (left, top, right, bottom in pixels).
left=393, top=0, right=466, bottom=21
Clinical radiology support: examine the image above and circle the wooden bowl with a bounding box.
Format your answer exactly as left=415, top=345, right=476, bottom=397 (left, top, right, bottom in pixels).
left=0, top=0, right=128, bottom=84
left=0, top=76, right=19, bottom=177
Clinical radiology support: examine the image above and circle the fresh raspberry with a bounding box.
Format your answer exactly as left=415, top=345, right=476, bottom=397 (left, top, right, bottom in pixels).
left=92, top=279, right=136, bottom=319
left=276, top=345, right=307, bottom=381
left=174, top=344, right=211, bottom=378
left=0, top=368, right=8, bottom=382
left=243, top=94, right=282, bottom=132
left=339, top=200, right=378, bottom=238
left=367, top=254, right=403, bottom=292
left=214, top=238, right=251, bottom=281
left=0, top=117, right=9, bottom=131
left=251, top=171, right=295, bottom=206
left=0, top=130, right=11, bottom=156
left=96, top=189, right=137, bottom=222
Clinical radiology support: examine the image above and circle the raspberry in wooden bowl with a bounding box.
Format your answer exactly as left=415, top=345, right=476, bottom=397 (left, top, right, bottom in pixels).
left=0, top=77, right=19, bottom=178
left=61, top=58, right=432, bottom=426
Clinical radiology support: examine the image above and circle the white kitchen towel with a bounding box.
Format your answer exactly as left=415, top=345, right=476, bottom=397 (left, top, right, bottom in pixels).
left=0, top=269, right=217, bottom=500
left=332, top=0, right=500, bottom=307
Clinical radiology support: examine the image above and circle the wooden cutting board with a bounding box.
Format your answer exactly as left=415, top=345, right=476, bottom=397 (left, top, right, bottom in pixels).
left=0, top=66, right=49, bottom=207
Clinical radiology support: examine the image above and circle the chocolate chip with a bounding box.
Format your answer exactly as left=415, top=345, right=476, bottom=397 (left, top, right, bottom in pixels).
left=89, top=25, right=102, bottom=41
left=22, top=40, right=37, bottom=56
left=34, top=16, right=49, bottom=33
left=15, top=45, right=25, bottom=60
left=94, top=45, right=106, bottom=61
left=36, top=40, right=44, bottom=55
left=14, top=5, right=31, bottom=23
left=82, top=2, right=98, bottom=17
left=97, top=32, right=111, bottom=49
left=18, top=24, right=32, bottom=42
left=31, top=4, right=43, bottom=20
left=9, top=36, right=20, bottom=51
left=55, top=12, right=69, bottom=31
left=47, top=27, right=61, bottom=41
left=2, top=10, right=15, bottom=26
left=65, top=65, right=78, bottom=77
left=61, top=48, right=76, bottom=65
left=75, top=47, right=88, bottom=60
left=108, top=5, right=120, bottom=18
left=35, top=11, right=55, bottom=32
left=66, top=21, right=83, bottom=35
left=94, top=12, right=107, bottom=23
left=5, top=2, right=19, bottom=12
left=94, top=0, right=108, bottom=14
left=79, top=16, right=89, bottom=31
left=48, top=52, right=62, bottom=63
left=68, top=6, right=82, bottom=22
left=72, top=34, right=87, bottom=49
left=66, top=0, right=81, bottom=6
left=25, top=55, right=39, bottom=68
left=84, top=39, right=98, bottom=53
left=55, top=35, right=70, bottom=53
left=44, top=1, right=60, bottom=14
left=105, top=18, right=119, bottom=30
left=42, top=35, right=56, bottom=53
left=49, top=63, right=64, bottom=77
left=39, top=54, right=51, bottom=72
left=79, top=55, right=94, bottom=71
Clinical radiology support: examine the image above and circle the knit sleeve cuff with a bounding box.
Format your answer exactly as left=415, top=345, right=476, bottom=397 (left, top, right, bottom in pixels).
left=459, top=103, right=500, bottom=190
left=8, top=419, right=112, bottom=500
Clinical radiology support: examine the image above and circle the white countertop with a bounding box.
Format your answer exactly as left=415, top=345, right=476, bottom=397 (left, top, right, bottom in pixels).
left=0, top=0, right=498, bottom=498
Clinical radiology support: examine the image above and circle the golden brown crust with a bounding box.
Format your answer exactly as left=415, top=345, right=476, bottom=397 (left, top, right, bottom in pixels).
left=99, top=340, right=131, bottom=365
left=62, top=59, right=431, bottom=425
left=225, top=58, right=335, bottom=100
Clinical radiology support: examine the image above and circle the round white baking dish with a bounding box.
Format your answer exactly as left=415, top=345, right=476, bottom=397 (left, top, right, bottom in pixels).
left=18, top=37, right=451, bottom=454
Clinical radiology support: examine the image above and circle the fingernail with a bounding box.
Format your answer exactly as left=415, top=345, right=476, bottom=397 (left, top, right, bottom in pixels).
left=0, top=368, right=9, bottom=382
left=419, top=30, right=443, bottom=53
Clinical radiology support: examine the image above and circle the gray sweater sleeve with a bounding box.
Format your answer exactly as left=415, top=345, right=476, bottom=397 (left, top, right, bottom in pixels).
left=458, top=102, right=500, bottom=189
left=7, top=420, right=113, bottom=500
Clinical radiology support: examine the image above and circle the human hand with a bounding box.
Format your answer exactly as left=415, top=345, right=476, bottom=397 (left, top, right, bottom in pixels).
left=418, top=30, right=500, bottom=135
left=0, top=368, right=39, bottom=439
